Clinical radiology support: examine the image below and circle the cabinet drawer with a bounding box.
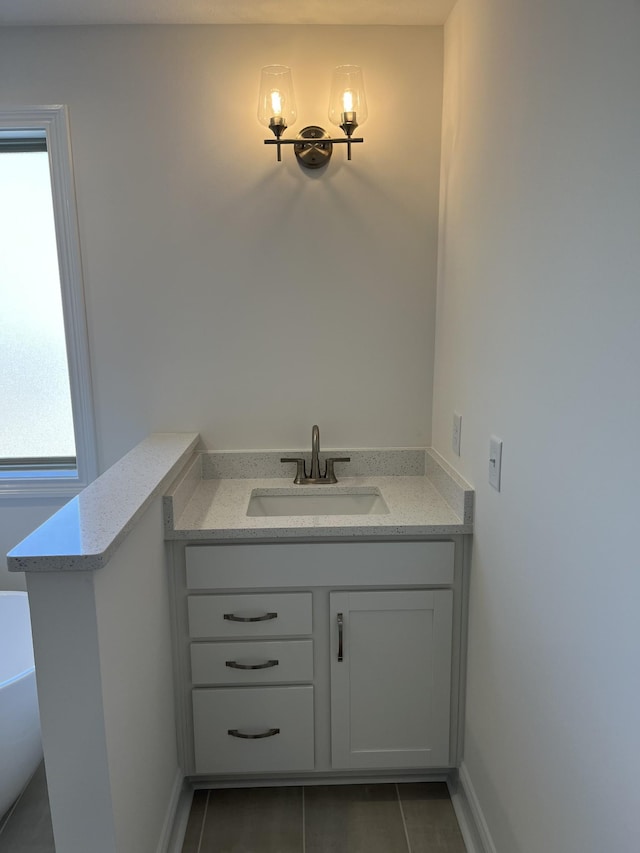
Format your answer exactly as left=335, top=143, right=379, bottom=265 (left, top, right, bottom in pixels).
left=190, top=640, right=313, bottom=685
left=186, top=542, right=455, bottom=589
left=187, top=593, right=312, bottom=638
left=192, top=686, right=314, bottom=774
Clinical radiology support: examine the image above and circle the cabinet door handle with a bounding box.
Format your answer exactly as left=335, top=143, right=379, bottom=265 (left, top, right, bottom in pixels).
left=225, top=659, right=279, bottom=670
left=223, top=612, right=277, bottom=623
left=337, top=612, right=344, bottom=662
left=227, top=727, right=280, bottom=739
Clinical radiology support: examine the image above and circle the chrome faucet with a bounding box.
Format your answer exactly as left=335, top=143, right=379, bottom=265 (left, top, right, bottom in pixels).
left=281, top=425, right=350, bottom=484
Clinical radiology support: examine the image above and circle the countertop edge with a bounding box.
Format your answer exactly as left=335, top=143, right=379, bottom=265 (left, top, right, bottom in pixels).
left=166, top=523, right=473, bottom=541
left=7, top=432, right=200, bottom=573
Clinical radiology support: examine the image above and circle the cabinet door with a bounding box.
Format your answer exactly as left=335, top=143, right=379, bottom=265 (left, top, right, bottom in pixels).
left=330, top=590, right=453, bottom=769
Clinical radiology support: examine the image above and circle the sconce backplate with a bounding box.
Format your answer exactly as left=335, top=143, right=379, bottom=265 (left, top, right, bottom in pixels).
left=294, top=126, right=333, bottom=169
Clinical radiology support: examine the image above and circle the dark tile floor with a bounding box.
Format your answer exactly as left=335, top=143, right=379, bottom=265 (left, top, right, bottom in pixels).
left=0, top=763, right=55, bottom=853
left=182, top=782, right=467, bottom=853
left=0, top=769, right=466, bottom=853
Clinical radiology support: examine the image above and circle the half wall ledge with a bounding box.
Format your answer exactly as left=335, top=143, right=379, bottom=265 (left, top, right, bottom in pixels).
left=7, top=432, right=200, bottom=573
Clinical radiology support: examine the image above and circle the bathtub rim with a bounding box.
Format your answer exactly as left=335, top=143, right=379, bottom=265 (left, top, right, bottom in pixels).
left=0, top=590, right=37, bottom=689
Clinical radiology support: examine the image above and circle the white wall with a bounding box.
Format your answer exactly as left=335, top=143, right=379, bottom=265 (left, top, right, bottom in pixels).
left=0, top=24, right=443, bottom=589
left=433, top=1, right=640, bottom=851
left=93, top=496, right=179, bottom=853
left=27, top=497, right=180, bottom=853
left=27, top=568, right=118, bottom=853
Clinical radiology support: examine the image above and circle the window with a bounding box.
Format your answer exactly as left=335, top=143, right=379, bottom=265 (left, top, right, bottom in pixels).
left=0, top=107, right=97, bottom=497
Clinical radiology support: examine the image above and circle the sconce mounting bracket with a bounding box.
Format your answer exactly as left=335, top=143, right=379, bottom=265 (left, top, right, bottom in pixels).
left=264, top=127, right=363, bottom=165
left=294, top=126, right=333, bottom=170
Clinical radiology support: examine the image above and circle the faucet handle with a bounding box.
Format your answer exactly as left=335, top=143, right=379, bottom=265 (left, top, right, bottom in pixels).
left=324, top=457, right=351, bottom=484
left=281, top=457, right=307, bottom=484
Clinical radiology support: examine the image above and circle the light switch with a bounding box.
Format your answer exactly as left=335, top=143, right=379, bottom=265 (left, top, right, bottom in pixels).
left=489, top=436, right=503, bottom=491
left=452, top=412, right=462, bottom=456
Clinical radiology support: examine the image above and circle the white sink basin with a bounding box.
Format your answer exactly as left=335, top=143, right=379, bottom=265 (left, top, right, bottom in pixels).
left=246, top=488, right=390, bottom=517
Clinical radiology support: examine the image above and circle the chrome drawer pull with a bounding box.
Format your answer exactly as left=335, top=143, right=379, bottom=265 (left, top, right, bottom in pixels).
left=223, top=612, right=277, bottom=623
left=337, top=612, right=344, bottom=662
left=227, top=727, right=281, bottom=739
left=225, top=659, right=279, bottom=670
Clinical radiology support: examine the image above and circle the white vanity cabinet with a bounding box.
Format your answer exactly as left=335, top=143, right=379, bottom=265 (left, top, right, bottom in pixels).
left=171, top=540, right=466, bottom=781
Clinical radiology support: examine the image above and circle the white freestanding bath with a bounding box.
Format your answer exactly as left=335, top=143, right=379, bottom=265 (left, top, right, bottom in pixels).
left=0, top=591, right=43, bottom=818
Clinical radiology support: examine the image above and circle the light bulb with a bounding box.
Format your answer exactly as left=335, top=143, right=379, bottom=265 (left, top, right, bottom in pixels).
left=270, top=91, right=282, bottom=117
left=257, top=66, right=297, bottom=134
left=329, top=66, right=368, bottom=134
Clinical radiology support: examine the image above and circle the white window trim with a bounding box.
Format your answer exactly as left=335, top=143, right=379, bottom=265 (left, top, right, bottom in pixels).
left=0, top=105, right=97, bottom=498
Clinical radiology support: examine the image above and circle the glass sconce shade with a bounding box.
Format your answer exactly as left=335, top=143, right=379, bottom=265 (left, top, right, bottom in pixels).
left=328, top=65, right=368, bottom=134
left=257, top=65, right=297, bottom=135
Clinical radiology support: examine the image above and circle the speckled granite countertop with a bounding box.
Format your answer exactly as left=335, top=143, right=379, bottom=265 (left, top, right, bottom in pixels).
left=165, top=449, right=474, bottom=541
left=8, top=433, right=200, bottom=572
left=7, top=439, right=473, bottom=573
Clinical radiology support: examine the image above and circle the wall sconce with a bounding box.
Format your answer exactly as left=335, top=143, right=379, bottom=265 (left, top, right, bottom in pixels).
left=258, top=65, right=367, bottom=169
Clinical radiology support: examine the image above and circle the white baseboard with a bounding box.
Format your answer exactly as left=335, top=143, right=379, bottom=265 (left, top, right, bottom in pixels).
left=157, top=770, right=192, bottom=853
left=447, top=762, right=497, bottom=853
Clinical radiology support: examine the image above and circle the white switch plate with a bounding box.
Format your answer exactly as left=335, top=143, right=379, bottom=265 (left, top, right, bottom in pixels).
left=452, top=412, right=462, bottom=456
left=489, top=436, right=503, bottom=491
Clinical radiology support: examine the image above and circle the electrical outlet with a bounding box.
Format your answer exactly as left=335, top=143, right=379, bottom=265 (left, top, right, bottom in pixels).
left=489, top=436, right=503, bottom=491
left=452, top=412, right=462, bottom=456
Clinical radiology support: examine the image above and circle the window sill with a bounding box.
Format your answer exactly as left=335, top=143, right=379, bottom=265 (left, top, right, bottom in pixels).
left=0, top=469, right=88, bottom=500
